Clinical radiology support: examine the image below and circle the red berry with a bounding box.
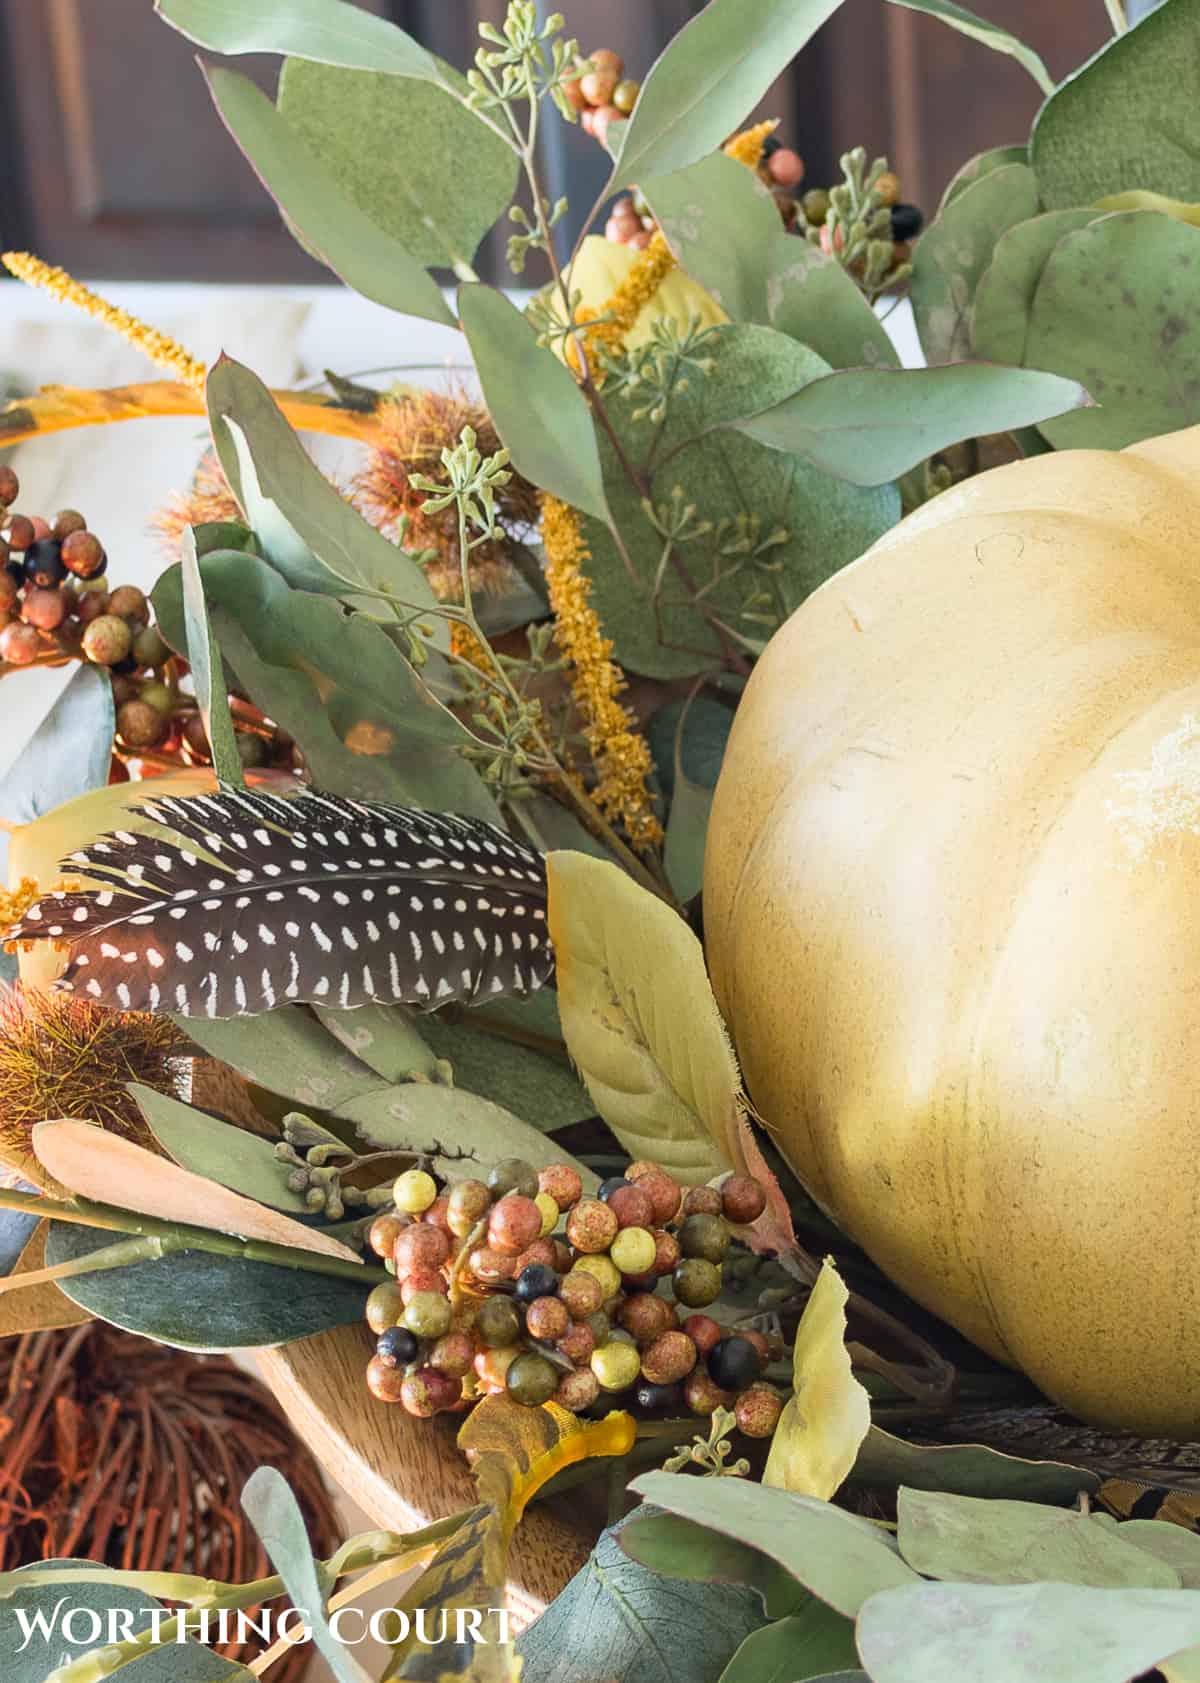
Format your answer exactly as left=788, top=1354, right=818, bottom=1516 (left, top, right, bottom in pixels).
left=366, top=1355, right=408, bottom=1403
left=400, top=1367, right=459, bottom=1417
left=514, top=1238, right=560, bottom=1276
left=566, top=1198, right=619, bottom=1254
left=638, top=1171, right=682, bottom=1225
left=488, top=1194, right=543, bottom=1255
left=589, top=47, right=624, bottom=77
left=682, top=1186, right=723, bottom=1217
left=428, top=1331, right=474, bottom=1378
left=735, top=1383, right=784, bottom=1438
left=0, top=466, right=18, bottom=508
left=767, top=147, right=805, bottom=189
left=608, top=1183, right=654, bottom=1229
left=395, top=1223, right=451, bottom=1273
left=76, top=589, right=110, bottom=624
left=422, top=1194, right=453, bottom=1234
left=5, top=515, right=34, bottom=552
left=720, top=1175, right=767, bottom=1225
left=106, top=584, right=149, bottom=623
left=682, top=1314, right=722, bottom=1356
left=468, top=1246, right=516, bottom=1284
left=369, top=1213, right=406, bottom=1260
left=618, top=1292, right=675, bottom=1343
left=557, top=1320, right=597, bottom=1366
left=447, top=1178, right=491, bottom=1237
left=561, top=75, right=588, bottom=112
left=684, top=1368, right=732, bottom=1416
left=556, top=1369, right=600, bottom=1412
left=399, top=1267, right=447, bottom=1304
left=52, top=509, right=86, bottom=540
left=525, top=1295, right=570, bottom=1341
left=641, top=1330, right=697, bottom=1386
left=591, top=104, right=624, bottom=146
left=650, top=1229, right=681, bottom=1276
left=60, top=531, right=106, bottom=579
left=579, top=68, right=617, bottom=106
left=0, top=621, right=40, bottom=666
left=538, top=1164, right=583, bottom=1211
left=560, top=1270, right=605, bottom=1319
left=21, top=586, right=67, bottom=631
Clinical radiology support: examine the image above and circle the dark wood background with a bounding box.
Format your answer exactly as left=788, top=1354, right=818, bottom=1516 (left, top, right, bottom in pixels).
left=0, top=0, right=1113, bottom=285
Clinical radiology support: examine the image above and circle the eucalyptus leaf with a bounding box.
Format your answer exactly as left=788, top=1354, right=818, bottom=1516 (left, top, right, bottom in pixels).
left=885, top=1, right=1053, bottom=96
left=717, top=1603, right=859, bottom=1683
left=458, top=284, right=610, bottom=526
left=1117, top=1520, right=1200, bottom=1588
left=203, top=354, right=447, bottom=617
left=180, top=527, right=242, bottom=785
left=766, top=237, right=899, bottom=369
left=518, top=1517, right=765, bottom=1683
left=44, top=1223, right=367, bottom=1349
left=131, top=1084, right=306, bottom=1212
left=970, top=210, right=1102, bottom=367
left=207, top=68, right=455, bottom=325
left=910, top=162, right=1039, bottom=364
left=153, top=553, right=495, bottom=818
left=417, top=1012, right=596, bottom=1133
left=243, top=1467, right=369, bottom=1683
left=619, top=1512, right=804, bottom=1621
left=278, top=60, right=516, bottom=277
left=0, top=663, right=114, bottom=830
left=629, top=1471, right=920, bottom=1619
left=664, top=769, right=713, bottom=904
left=0, top=1207, right=39, bottom=1276
left=1024, top=211, right=1200, bottom=449
left=181, top=1006, right=386, bottom=1111
left=610, top=0, right=844, bottom=188
left=730, top=363, right=1087, bottom=486
left=897, top=1487, right=1181, bottom=1589
left=1032, top=0, right=1200, bottom=210
left=312, top=1004, right=438, bottom=1083
left=337, top=1081, right=594, bottom=1186
left=936, top=144, right=1029, bottom=215
left=640, top=154, right=779, bottom=325
left=856, top=1580, right=1200, bottom=1683
left=852, top=1426, right=1099, bottom=1505
left=647, top=695, right=734, bottom=803
left=156, top=0, right=445, bottom=83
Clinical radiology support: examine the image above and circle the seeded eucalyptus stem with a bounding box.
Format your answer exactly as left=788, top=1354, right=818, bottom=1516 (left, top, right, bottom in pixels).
left=0, top=1188, right=387, bottom=1287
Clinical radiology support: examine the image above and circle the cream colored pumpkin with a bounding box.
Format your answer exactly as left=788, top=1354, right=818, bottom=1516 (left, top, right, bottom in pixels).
left=705, top=425, right=1200, bottom=1434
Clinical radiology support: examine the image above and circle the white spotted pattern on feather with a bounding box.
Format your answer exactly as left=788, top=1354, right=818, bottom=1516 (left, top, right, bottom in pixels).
left=7, top=787, right=554, bottom=1018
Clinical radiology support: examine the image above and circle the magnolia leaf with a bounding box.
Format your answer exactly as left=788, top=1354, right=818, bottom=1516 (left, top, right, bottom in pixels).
left=312, top=1004, right=438, bottom=1083
left=971, top=209, right=1101, bottom=367
left=31, top=1121, right=362, bottom=1263
left=336, top=1082, right=594, bottom=1187
left=764, top=1259, right=870, bottom=1498
left=610, top=0, right=844, bottom=187
left=204, top=355, right=446, bottom=614
left=730, top=362, right=1088, bottom=486
left=458, top=284, right=610, bottom=526
left=910, top=162, right=1039, bottom=364
left=885, top=1, right=1053, bottom=95
left=278, top=59, right=516, bottom=276
left=131, top=1084, right=307, bottom=1212
left=206, top=68, right=455, bottom=326
left=897, top=1487, right=1180, bottom=1589
left=937, top=144, right=1029, bottom=214
left=181, top=1006, right=387, bottom=1112
left=629, top=1471, right=919, bottom=1620
left=856, top=1581, right=1200, bottom=1683
left=717, top=1602, right=859, bottom=1683
left=180, top=527, right=242, bottom=785
left=1032, top=0, right=1200, bottom=210
left=386, top=1399, right=635, bottom=1681
left=0, top=1222, right=93, bottom=1338
left=766, top=236, right=899, bottom=369
left=243, top=1467, right=370, bottom=1683
left=156, top=0, right=445, bottom=84
left=852, top=1425, right=1099, bottom=1505
left=1024, top=211, right=1200, bottom=449
left=620, top=1512, right=805, bottom=1619
left=44, top=1221, right=365, bottom=1350
left=640, top=153, right=779, bottom=324
left=546, top=850, right=736, bottom=1183
left=518, top=1512, right=765, bottom=1683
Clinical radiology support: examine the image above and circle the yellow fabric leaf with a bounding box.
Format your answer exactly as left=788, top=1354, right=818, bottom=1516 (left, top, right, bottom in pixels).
left=0, top=1220, right=92, bottom=1338
left=763, top=1257, right=871, bottom=1499
left=0, top=381, right=379, bottom=449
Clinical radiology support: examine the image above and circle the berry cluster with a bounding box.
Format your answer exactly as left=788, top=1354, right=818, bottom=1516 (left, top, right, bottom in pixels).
left=562, top=48, right=640, bottom=148
left=362, top=1156, right=784, bottom=1439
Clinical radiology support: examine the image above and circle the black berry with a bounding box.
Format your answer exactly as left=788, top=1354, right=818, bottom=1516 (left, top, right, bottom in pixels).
left=890, top=203, right=923, bottom=241
left=598, top=1176, right=632, bottom=1202
left=515, top=1262, right=559, bottom=1303
left=707, top=1335, right=763, bottom=1391
left=636, top=1380, right=685, bottom=1412
left=376, top=1326, right=419, bottom=1368
left=23, top=539, right=66, bottom=588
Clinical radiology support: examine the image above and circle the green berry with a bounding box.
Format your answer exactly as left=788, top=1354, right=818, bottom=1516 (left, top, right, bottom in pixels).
left=678, top=1212, right=730, bottom=1264
left=506, top=1351, right=559, bottom=1406
left=82, top=614, right=132, bottom=666
left=610, top=1226, right=656, bottom=1277
left=487, top=1157, right=539, bottom=1200
left=403, top=1290, right=452, bottom=1340
left=673, top=1258, right=722, bottom=1308
left=132, top=624, right=171, bottom=668
left=476, top=1296, right=521, bottom=1348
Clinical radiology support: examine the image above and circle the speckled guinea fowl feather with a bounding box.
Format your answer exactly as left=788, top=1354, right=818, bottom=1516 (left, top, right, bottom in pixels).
left=7, top=786, right=554, bottom=1018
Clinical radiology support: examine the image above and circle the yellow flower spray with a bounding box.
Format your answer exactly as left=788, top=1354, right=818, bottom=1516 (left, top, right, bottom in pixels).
left=2, top=253, right=207, bottom=390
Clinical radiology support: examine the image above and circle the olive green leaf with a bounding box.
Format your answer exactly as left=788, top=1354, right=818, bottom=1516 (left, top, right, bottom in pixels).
left=1032, top=0, right=1200, bottom=211
left=312, top=1004, right=439, bottom=1084
left=856, top=1581, right=1200, bottom=1683
left=936, top=144, right=1029, bottom=215
left=156, top=0, right=446, bottom=84
left=971, top=209, right=1101, bottom=367
left=458, top=284, right=610, bottom=526
left=851, top=1425, right=1099, bottom=1505
left=278, top=60, right=516, bottom=278
left=639, top=154, right=779, bottom=324
left=204, top=355, right=447, bottom=616
left=620, top=1512, right=806, bottom=1619
left=766, top=236, right=900, bottom=369
left=243, top=1467, right=370, bottom=1683
left=546, top=850, right=737, bottom=1183
left=1117, top=1521, right=1200, bottom=1589
left=181, top=1006, right=389, bottom=1112
left=652, top=693, right=734, bottom=904
left=131, top=1084, right=308, bottom=1213
left=518, top=1515, right=765, bottom=1683
left=909, top=162, right=1038, bottom=363
left=718, top=1603, right=859, bottom=1683
left=153, top=552, right=496, bottom=818
left=417, top=1012, right=597, bottom=1134
left=730, top=362, right=1087, bottom=486
left=609, top=0, right=845, bottom=188
left=45, top=1222, right=367, bottom=1349
left=1023, top=211, right=1200, bottom=449
left=337, top=1082, right=595, bottom=1187
left=885, top=1, right=1053, bottom=96
left=628, top=1471, right=920, bottom=1619
left=764, top=1258, right=871, bottom=1499
left=205, top=69, right=455, bottom=326
left=897, top=1488, right=1180, bottom=1589
left=179, top=528, right=242, bottom=785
